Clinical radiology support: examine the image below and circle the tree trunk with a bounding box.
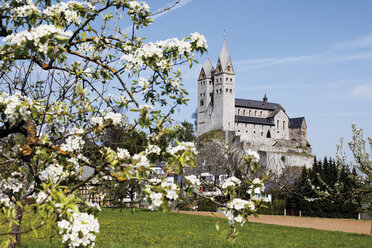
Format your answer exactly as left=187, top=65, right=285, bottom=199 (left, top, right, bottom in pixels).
left=9, top=205, right=23, bottom=248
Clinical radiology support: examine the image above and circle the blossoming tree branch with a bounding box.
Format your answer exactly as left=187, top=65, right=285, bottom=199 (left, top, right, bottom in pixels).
left=0, top=0, right=265, bottom=247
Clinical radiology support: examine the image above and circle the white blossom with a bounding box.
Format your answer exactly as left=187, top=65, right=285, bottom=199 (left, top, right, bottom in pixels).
left=91, top=116, right=103, bottom=126
left=3, top=25, right=73, bottom=54
left=58, top=212, right=99, bottom=248
left=185, top=175, right=201, bottom=187
left=190, top=32, right=208, bottom=48
left=0, top=172, right=23, bottom=193
left=61, top=136, right=85, bottom=153
left=104, top=112, right=122, bottom=125
left=117, top=148, right=130, bottom=160
left=145, top=145, right=161, bottom=155
left=222, top=176, right=241, bottom=189
left=39, top=163, right=66, bottom=183
left=139, top=105, right=153, bottom=111
left=227, top=198, right=255, bottom=211
left=87, top=201, right=101, bottom=212
left=132, top=154, right=150, bottom=167
left=149, top=192, right=163, bottom=210
left=246, top=149, right=260, bottom=163
left=167, top=142, right=196, bottom=155
left=12, top=0, right=39, bottom=18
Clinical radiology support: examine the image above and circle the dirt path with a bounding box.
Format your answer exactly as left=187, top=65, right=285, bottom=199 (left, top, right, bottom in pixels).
left=174, top=210, right=371, bottom=235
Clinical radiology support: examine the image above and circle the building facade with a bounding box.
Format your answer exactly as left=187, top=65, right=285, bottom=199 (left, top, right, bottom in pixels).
left=197, top=41, right=313, bottom=173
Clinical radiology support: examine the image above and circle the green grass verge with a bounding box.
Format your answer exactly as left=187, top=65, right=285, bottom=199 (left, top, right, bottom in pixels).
left=2, top=208, right=371, bottom=248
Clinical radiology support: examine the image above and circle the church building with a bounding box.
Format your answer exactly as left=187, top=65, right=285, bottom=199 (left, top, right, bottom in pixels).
left=196, top=41, right=313, bottom=172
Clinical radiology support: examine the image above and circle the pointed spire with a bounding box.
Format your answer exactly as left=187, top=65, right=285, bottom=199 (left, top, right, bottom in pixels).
left=215, top=39, right=234, bottom=74
left=219, top=40, right=230, bottom=70
left=198, top=57, right=213, bottom=80
left=263, top=93, right=268, bottom=102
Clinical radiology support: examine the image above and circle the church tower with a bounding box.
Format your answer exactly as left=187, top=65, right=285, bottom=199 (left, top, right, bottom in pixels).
left=197, top=57, right=214, bottom=136
left=212, top=40, right=235, bottom=132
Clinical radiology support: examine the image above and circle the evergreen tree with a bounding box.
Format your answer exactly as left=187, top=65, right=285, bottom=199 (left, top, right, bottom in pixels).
left=286, top=157, right=361, bottom=218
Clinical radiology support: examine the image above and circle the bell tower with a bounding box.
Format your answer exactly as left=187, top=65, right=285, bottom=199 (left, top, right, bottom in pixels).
left=197, top=57, right=214, bottom=136
left=213, top=40, right=235, bottom=131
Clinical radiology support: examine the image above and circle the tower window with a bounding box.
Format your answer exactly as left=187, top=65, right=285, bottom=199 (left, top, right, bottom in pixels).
left=200, top=100, right=204, bottom=106
left=260, top=111, right=262, bottom=117
left=277, top=120, right=279, bottom=129
left=227, top=66, right=231, bottom=71
left=249, top=110, right=251, bottom=116
left=230, top=78, right=232, bottom=82
left=267, top=130, right=271, bottom=138
left=238, top=109, right=240, bottom=115
left=209, top=81, right=212, bottom=85
left=230, top=89, right=232, bottom=93
left=261, top=132, right=263, bottom=136
left=243, top=110, right=245, bottom=115
left=226, top=88, right=228, bottom=93
left=255, top=111, right=257, bottom=116
left=283, top=121, right=285, bottom=130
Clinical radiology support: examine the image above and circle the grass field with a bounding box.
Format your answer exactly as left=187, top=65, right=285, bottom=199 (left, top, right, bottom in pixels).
left=3, top=208, right=371, bottom=248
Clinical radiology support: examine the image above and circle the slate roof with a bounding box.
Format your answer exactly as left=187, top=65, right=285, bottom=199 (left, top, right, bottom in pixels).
left=235, top=115, right=275, bottom=126
left=289, top=117, right=305, bottom=128
left=235, top=98, right=285, bottom=111
left=202, top=57, right=213, bottom=78
left=219, top=40, right=231, bottom=71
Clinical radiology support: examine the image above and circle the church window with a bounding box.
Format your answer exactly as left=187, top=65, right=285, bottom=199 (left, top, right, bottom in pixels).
left=266, top=130, right=271, bottom=138
left=230, top=78, right=232, bottom=82
left=226, top=88, right=228, bottom=93
left=249, top=110, right=251, bottom=116
left=260, top=111, right=262, bottom=117
left=255, top=111, right=257, bottom=116
left=261, top=132, right=263, bottom=136
left=209, top=81, right=212, bottom=85
left=243, top=110, right=245, bottom=115
left=246, top=130, right=248, bottom=133
left=238, top=109, right=240, bottom=115
left=200, top=100, right=204, bottom=106
left=277, top=120, right=279, bottom=130
left=227, top=66, right=231, bottom=71
left=230, top=89, right=232, bottom=93
left=283, top=121, right=285, bottom=130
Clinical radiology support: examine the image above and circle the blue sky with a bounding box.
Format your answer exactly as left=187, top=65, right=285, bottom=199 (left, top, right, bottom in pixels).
left=140, top=0, right=372, bottom=159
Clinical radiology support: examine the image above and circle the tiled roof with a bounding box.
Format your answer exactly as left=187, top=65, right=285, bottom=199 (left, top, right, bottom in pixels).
left=289, top=117, right=305, bottom=128
left=235, top=115, right=275, bottom=126
left=235, top=98, right=285, bottom=111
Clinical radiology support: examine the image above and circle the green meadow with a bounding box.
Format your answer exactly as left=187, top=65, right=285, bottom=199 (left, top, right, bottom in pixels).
left=2, top=208, right=371, bottom=248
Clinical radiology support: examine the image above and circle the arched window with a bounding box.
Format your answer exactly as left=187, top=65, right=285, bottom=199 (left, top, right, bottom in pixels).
left=249, top=110, right=251, bottom=116
left=283, top=121, right=285, bottom=130
left=277, top=120, right=279, bottom=130
left=266, top=130, right=271, bottom=138
left=238, top=109, right=240, bottom=115
left=255, top=111, right=257, bottom=116
left=243, top=110, right=245, bottom=115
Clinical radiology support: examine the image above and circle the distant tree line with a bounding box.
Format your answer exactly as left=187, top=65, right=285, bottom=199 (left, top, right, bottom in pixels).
left=276, top=157, right=361, bottom=219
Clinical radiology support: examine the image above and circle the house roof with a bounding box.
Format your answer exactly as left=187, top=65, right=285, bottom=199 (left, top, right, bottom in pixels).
left=235, top=115, right=275, bottom=126
left=235, top=98, right=285, bottom=111
left=289, top=117, right=305, bottom=128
